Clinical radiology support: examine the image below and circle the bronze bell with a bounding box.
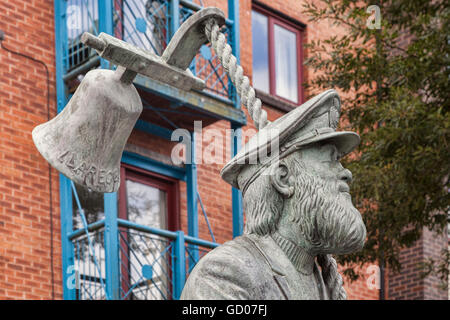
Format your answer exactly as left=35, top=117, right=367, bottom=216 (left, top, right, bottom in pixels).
left=32, top=66, right=142, bottom=193
left=32, top=8, right=226, bottom=193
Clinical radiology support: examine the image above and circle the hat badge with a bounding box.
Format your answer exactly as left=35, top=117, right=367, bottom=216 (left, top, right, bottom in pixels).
left=329, top=104, right=340, bottom=129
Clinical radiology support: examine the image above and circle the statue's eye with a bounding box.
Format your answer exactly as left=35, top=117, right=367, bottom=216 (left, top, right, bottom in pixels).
left=330, top=146, right=339, bottom=161
left=333, top=151, right=340, bottom=162
left=319, top=144, right=340, bottom=163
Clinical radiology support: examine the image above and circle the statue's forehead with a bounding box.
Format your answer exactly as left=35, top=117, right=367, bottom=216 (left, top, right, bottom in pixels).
left=294, top=142, right=339, bottom=159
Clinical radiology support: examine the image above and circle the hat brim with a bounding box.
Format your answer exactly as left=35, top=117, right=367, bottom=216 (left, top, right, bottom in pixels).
left=295, top=130, right=360, bottom=157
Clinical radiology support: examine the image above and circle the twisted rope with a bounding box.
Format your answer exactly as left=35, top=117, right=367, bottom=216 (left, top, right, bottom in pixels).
left=317, top=254, right=347, bottom=300
left=204, top=19, right=269, bottom=131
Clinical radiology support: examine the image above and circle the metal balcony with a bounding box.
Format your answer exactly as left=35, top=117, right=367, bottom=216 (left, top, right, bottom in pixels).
left=59, top=0, right=246, bottom=128
left=69, top=217, right=217, bottom=300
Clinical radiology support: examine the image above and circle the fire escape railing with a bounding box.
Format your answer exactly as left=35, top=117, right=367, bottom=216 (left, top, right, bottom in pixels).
left=68, top=215, right=217, bottom=300
left=62, top=0, right=236, bottom=103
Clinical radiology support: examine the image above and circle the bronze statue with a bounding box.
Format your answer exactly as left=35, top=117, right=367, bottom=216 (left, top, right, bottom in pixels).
left=30, top=6, right=366, bottom=300
left=181, top=90, right=367, bottom=300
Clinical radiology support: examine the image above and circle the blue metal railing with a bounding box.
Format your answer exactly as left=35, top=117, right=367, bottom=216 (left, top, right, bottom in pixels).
left=72, top=229, right=106, bottom=300
left=61, top=0, right=236, bottom=102
left=71, top=181, right=109, bottom=299
left=179, top=1, right=235, bottom=100
left=118, top=227, right=173, bottom=299
left=69, top=217, right=218, bottom=300
left=113, top=0, right=169, bottom=56
left=65, top=0, right=99, bottom=72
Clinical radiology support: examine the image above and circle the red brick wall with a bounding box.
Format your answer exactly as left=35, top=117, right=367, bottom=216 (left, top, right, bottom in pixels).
left=421, top=228, right=448, bottom=299
left=0, top=0, right=62, bottom=299
left=387, top=227, right=448, bottom=300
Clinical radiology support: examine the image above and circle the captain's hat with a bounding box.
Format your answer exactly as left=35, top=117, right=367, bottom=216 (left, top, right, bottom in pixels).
left=220, top=89, right=360, bottom=192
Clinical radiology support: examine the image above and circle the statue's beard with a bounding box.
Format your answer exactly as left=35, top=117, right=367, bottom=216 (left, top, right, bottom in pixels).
left=287, top=169, right=366, bottom=255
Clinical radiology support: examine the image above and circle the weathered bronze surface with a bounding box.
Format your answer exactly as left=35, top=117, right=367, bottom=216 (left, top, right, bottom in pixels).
left=32, top=67, right=142, bottom=192
left=181, top=90, right=367, bottom=300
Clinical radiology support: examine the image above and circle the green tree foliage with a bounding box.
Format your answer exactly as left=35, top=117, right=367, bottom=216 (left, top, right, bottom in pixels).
left=302, top=0, right=449, bottom=283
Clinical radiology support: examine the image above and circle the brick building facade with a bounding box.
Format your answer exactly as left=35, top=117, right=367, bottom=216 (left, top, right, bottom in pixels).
left=0, top=0, right=447, bottom=300
left=0, top=0, right=61, bottom=299
left=387, top=228, right=448, bottom=300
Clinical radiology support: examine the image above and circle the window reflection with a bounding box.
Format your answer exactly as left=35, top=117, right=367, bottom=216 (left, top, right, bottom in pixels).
left=252, top=10, right=270, bottom=93
left=72, top=183, right=104, bottom=228
left=125, top=179, right=168, bottom=300
left=126, top=179, right=167, bottom=229
left=274, top=24, right=298, bottom=102
left=71, top=183, right=106, bottom=299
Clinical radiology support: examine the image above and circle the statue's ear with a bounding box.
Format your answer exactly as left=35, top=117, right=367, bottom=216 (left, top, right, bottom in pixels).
left=269, top=163, right=294, bottom=198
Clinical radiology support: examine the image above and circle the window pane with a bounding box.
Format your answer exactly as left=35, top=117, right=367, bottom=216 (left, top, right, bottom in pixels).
left=274, top=24, right=298, bottom=102
left=125, top=180, right=168, bottom=300
left=252, top=11, right=269, bottom=93
left=72, top=184, right=104, bottom=228
left=126, top=179, right=167, bottom=230
left=122, top=0, right=166, bottom=55
left=71, top=184, right=106, bottom=300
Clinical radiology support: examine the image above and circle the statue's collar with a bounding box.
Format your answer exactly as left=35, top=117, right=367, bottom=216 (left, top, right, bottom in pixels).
left=271, top=232, right=315, bottom=275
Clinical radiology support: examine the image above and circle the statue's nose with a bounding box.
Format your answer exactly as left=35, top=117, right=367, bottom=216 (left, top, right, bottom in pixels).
left=338, top=168, right=353, bottom=184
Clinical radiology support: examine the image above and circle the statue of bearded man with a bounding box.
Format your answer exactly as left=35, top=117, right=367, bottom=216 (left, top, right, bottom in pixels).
left=181, top=90, right=367, bottom=300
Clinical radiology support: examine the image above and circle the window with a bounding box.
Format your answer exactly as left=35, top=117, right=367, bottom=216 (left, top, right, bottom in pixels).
left=119, top=164, right=180, bottom=231
left=72, top=184, right=106, bottom=300
left=252, top=6, right=304, bottom=104
left=118, top=164, right=180, bottom=300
